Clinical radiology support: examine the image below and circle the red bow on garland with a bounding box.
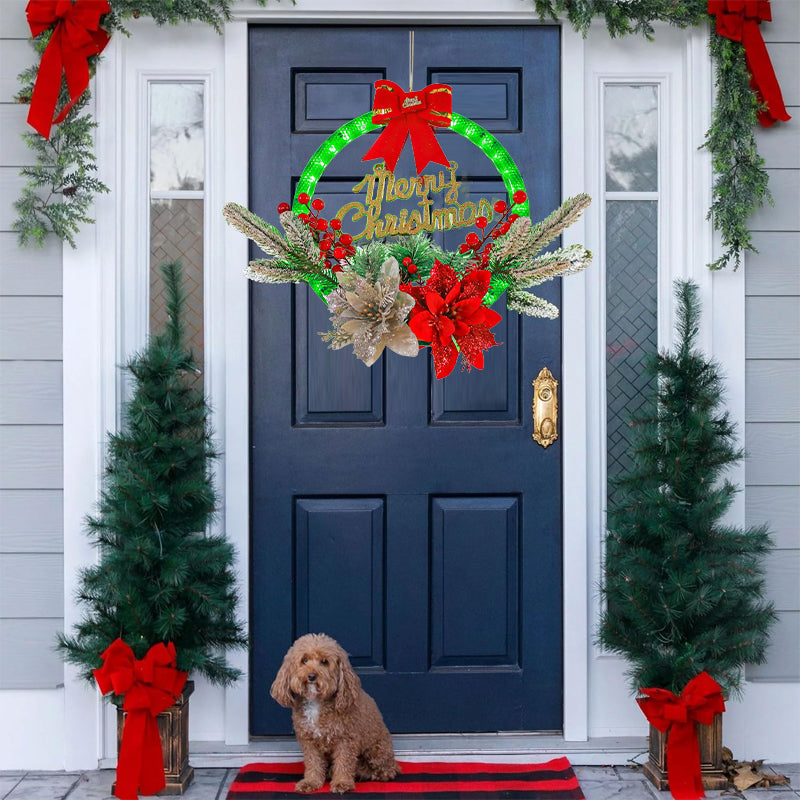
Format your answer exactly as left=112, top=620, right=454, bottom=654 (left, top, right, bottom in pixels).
left=362, top=80, right=453, bottom=174
left=708, top=0, right=791, bottom=126
left=638, top=672, right=726, bottom=800
left=26, top=0, right=111, bottom=139
left=94, top=638, right=187, bottom=800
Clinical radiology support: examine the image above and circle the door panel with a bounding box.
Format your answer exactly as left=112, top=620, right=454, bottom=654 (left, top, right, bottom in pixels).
left=249, top=25, right=562, bottom=735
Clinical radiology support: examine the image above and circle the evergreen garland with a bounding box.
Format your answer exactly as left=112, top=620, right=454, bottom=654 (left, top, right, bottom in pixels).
left=58, top=261, right=248, bottom=689
left=599, top=280, right=776, bottom=697
left=532, top=0, right=775, bottom=270
left=13, top=0, right=782, bottom=273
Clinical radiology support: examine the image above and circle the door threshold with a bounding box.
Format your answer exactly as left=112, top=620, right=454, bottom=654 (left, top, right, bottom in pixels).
left=187, top=734, right=648, bottom=768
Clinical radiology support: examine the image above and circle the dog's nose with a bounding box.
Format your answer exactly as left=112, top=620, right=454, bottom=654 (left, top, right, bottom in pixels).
left=307, top=673, right=316, bottom=682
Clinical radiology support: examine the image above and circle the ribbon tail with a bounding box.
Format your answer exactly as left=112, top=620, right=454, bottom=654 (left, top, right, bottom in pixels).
left=139, top=715, right=167, bottom=796
left=666, top=721, right=705, bottom=800
left=362, top=119, right=408, bottom=173
left=27, top=30, right=63, bottom=139
left=741, top=20, right=791, bottom=126
left=406, top=115, right=451, bottom=174
left=115, top=710, right=147, bottom=800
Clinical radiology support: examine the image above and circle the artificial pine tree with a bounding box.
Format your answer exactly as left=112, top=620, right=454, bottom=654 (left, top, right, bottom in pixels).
left=59, top=261, right=247, bottom=688
left=600, top=280, right=775, bottom=697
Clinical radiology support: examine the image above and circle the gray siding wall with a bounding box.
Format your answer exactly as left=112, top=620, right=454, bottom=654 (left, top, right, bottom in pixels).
left=0, top=2, right=64, bottom=689
left=744, top=0, right=800, bottom=681
left=0, top=3, right=796, bottom=692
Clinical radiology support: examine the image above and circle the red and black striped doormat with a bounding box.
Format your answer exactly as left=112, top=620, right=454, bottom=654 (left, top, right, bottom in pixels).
left=226, top=757, right=585, bottom=798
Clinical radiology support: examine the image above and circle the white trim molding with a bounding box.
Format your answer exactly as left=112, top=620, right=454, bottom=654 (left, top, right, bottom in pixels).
left=51, top=2, right=800, bottom=770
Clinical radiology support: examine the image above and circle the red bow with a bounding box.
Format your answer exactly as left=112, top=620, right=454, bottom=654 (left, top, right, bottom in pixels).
left=94, top=638, right=187, bottom=800
left=26, top=0, right=111, bottom=139
left=638, top=672, right=726, bottom=800
left=362, top=80, right=453, bottom=174
left=708, top=0, right=791, bottom=126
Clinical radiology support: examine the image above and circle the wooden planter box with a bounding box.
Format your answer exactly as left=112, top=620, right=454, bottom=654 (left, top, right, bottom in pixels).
left=115, top=680, right=195, bottom=795
left=642, top=713, right=728, bottom=792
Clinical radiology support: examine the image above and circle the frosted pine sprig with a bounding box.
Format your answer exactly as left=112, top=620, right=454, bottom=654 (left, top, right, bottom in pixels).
left=223, top=202, right=290, bottom=258
left=279, top=210, right=319, bottom=261
left=509, top=244, right=593, bottom=288
left=506, top=289, right=560, bottom=319
left=245, top=260, right=309, bottom=284
left=528, top=193, right=592, bottom=255
left=491, top=216, right=533, bottom=264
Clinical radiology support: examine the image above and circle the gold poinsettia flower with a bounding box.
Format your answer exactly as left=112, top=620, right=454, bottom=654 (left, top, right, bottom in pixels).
left=321, top=257, right=419, bottom=367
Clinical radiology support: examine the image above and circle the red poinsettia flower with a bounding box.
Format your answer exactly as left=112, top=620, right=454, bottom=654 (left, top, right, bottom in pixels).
left=403, top=260, right=502, bottom=379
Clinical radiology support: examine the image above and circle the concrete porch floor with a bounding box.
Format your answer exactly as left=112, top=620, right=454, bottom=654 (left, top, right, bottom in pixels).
left=2, top=757, right=797, bottom=800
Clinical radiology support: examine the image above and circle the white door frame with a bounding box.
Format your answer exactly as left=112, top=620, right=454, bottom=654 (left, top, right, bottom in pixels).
left=61, top=1, right=738, bottom=764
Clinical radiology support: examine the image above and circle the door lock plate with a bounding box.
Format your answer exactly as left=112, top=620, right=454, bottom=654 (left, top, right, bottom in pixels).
left=532, top=367, right=558, bottom=448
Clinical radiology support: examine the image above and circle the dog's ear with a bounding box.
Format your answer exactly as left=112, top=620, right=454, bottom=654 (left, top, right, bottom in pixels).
left=334, top=652, right=361, bottom=713
left=270, top=654, right=296, bottom=708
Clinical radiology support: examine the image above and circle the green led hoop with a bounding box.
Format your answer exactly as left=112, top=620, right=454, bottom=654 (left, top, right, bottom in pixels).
left=293, top=111, right=530, bottom=306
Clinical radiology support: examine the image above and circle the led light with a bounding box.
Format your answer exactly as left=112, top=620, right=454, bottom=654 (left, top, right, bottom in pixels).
left=293, top=111, right=530, bottom=303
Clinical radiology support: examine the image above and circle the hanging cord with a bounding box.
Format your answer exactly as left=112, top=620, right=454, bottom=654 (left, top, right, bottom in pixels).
left=409, top=30, right=415, bottom=92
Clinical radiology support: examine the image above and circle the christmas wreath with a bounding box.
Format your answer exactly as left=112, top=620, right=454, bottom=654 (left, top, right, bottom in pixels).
left=223, top=189, right=592, bottom=378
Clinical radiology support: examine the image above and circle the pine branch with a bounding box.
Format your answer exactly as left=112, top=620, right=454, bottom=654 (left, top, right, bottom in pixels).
left=222, top=202, right=292, bottom=258
left=704, top=31, right=771, bottom=270
left=506, top=288, right=560, bottom=319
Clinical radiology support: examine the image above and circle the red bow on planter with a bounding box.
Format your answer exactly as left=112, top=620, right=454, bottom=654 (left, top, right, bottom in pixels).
left=708, top=0, right=791, bottom=126
left=638, top=672, right=726, bottom=800
left=94, top=638, right=187, bottom=800
left=362, top=80, right=453, bottom=174
left=26, top=0, right=111, bottom=139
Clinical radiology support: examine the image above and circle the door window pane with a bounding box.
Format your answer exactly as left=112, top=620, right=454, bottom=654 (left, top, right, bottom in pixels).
left=148, top=82, right=205, bottom=389
left=604, top=84, right=658, bottom=192
left=150, top=83, right=205, bottom=191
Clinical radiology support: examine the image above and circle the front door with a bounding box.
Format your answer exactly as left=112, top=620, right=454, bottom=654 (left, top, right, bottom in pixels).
left=249, top=25, right=562, bottom=735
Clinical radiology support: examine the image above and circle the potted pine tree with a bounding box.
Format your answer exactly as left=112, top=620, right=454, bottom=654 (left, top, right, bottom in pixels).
left=58, top=261, right=247, bottom=797
left=599, top=280, right=775, bottom=796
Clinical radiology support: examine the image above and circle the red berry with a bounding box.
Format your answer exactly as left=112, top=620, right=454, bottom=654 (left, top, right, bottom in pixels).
left=475, top=217, right=488, bottom=229
left=311, top=198, right=325, bottom=210
left=330, top=219, right=342, bottom=231
left=459, top=243, right=470, bottom=253
left=339, top=233, right=353, bottom=245
left=277, top=202, right=290, bottom=214
left=512, top=190, right=527, bottom=204
left=319, top=240, right=332, bottom=252
left=465, top=232, right=480, bottom=248
left=500, top=222, right=511, bottom=234
left=494, top=200, right=507, bottom=214
left=509, top=213, right=520, bottom=222
left=481, top=253, right=490, bottom=265
left=298, top=213, right=309, bottom=222
left=332, top=265, right=343, bottom=273
left=407, top=263, right=418, bottom=274
left=316, top=218, right=328, bottom=231
left=324, top=258, right=333, bottom=269
left=333, top=247, right=346, bottom=260
left=298, top=193, right=310, bottom=205
left=484, top=242, right=493, bottom=252
left=402, top=256, right=413, bottom=266
left=491, top=229, right=501, bottom=239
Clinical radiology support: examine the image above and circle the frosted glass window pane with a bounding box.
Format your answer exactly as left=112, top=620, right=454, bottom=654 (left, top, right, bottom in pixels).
left=150, top=83, right=205, bottom=191
left=150, top=199, right=204, bottom=389
left=606, top=200, right=658, bottom=504
left=604, top=85, right=658, bottom=192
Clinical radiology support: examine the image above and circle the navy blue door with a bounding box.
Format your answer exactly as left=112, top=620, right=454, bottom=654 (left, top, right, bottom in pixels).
left=249, top=25, right=562, bottom=735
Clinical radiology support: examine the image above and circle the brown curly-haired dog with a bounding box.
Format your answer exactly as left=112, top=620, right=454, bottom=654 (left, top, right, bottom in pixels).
left=270, top=633, right=400, bottom=794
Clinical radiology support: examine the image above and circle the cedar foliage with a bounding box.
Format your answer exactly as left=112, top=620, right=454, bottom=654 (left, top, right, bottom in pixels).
left=599, top=280, right=775, bottom=697
left=58, top=262, right=247, bottom=689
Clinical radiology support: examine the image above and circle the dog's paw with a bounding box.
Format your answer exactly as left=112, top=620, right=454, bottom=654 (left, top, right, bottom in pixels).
left=294, top=778, right=323, bottom=793
left=329, top=779, right=355, bottom=794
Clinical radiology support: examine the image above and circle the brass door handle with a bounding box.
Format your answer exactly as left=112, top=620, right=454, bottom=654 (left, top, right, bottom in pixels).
left=532, top=367, right=558, bottom=448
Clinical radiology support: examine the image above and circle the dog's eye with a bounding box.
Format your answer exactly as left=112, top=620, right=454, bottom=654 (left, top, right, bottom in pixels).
left=301, top=657, right=308, bottom=664
left=320, top=658, right=328, bottom=665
